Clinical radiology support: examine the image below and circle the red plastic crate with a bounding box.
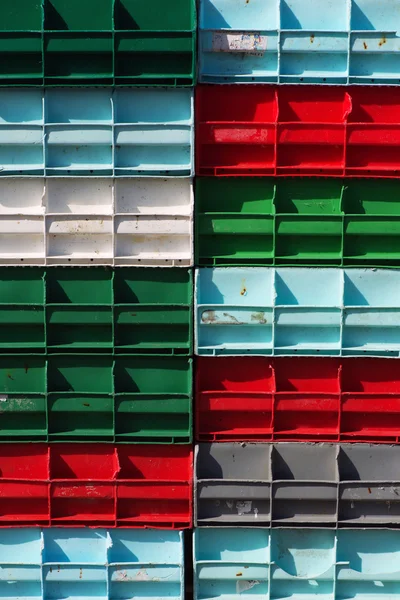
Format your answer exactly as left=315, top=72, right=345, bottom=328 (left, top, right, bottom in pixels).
left=196, top=86, right=400, bottom=177
left=196, top=357, right=400, bottom=443
left=0, top=444, right=192, bottom=528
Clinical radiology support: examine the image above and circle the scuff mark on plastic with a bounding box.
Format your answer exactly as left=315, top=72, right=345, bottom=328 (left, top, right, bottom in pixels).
left=237, top=580, right=260, bottom=593
left=135, top=568, right=150, bottom=581
left=251, top=311, right=267, bottom=324
left=222, top=312, right=243, bottom=325
left=202, top=310, right=218, bottom=324
left=237, top=500, right=252, bottom=516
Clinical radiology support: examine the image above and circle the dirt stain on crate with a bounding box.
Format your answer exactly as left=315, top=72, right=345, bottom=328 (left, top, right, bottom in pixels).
left=251, top=311, right=267, bottom=324
left=222, top=312, right=243, bottom=324
left=202, top=310, right=218, bottom=324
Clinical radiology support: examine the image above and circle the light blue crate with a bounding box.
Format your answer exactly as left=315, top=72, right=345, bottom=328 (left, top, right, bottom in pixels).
left=0, top=529, right=184, bottom=600
left=194, top=528, right=400, bottom=600
left=199, top=0, right=400, bottom=84
left=195, top=268, right=400, bottom=356
left=0, top=88, right=193, bottom=176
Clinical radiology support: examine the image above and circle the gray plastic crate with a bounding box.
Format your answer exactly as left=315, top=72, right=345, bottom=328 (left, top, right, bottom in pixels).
left=195, top=443, right=400, bottom=526
left=196, top=443, right=272, bottom=524
left=338, top=444, right=400, bottom=524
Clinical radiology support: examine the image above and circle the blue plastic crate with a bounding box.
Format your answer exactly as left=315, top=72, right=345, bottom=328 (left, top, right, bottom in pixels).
left=0, top=88, right=193, bottom=176
left=199, top=0, right=400, bottom=84
left=0, top=528, right=184, bottom=599
left=194, top=528, right=400, bottom=599
left=195, top=268, right=400, bottom=356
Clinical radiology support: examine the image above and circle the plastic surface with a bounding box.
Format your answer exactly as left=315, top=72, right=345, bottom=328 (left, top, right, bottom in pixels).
left=0, top=353, right=192, bottom=443
left=195, top=442, right=400, bottom=526
left=0, top=0, right=195, bottom=86
left=195, top=267, right=400, bottom=356
left=196, top=178, right=400, bottom=267
left=0, top=267, right=192, bottom=355
left=199, top=0, right=400, bottom=84
left=196, top=357, right=400, bottom=443
left=0, top=528, right=184, bottom=599
left=196, top=85, right=400, bottom=177
left=0, top=444, right=192, bottom=527
left=0, top=88, right=193, bottom=176
left=194, top=527, right=400, bottom=599
left=0, top=178, right=193, bottom=266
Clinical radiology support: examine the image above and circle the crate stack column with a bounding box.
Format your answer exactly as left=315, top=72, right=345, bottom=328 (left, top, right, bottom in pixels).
left=0, top=0, right=196, bottom=596
left=194, top=0, right=400, bottom=595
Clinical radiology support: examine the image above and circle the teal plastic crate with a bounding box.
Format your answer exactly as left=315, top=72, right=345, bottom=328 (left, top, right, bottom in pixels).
left=0, top=353, right=192, bottom=442
left=0, top=0, right=196, bottom=86
left=196, top=178, right=400, bottom=267
left=0, top=267, right=192, bottom=354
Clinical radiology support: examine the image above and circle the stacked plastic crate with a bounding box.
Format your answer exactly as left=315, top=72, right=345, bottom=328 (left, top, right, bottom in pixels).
left=0, top=0, right=195, bottom=597
left=194, top=0, right=400, bottom=597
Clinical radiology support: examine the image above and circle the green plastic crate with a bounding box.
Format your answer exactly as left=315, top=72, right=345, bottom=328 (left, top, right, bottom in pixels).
left=0, top=0, right=196, bottom=86
left=196, top=178, right=400, bottom=267
left=0, top=353, right=192, bottom=443
left=0, top=268, right=192, bottom=354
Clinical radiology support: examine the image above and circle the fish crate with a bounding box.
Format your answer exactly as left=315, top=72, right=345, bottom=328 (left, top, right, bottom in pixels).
left=196, top=85, right=400, bottom=177
left=194, top=527, right=400, bottom=599
left=0, top=528, right=184, bottom=599
left=0, top=267, right=192, bottom=355
left=195, top=356, right=400, bottom=443
left=0, top=443, right=192, bottom=527
left=0, top=352, right=192, bottom=443
left=195, top=442, right=400, bottom=526
left=195, top=267, right=400, bottom=356
left=0, top=0, right=195, bottom=86
left=196, top=178, right=400, bottom=267
left=199, top=0, right=400, bottom=84
left=0, top=88, right=193, bottom=176
left=0, top=178, right=193, bottom=266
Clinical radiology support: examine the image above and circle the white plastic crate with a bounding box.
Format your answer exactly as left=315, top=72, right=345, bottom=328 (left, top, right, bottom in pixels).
left=0, top=178, right=193, bottom=266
